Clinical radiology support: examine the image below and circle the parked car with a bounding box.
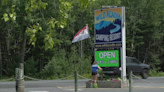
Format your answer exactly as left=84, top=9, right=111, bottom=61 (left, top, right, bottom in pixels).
left=102, top=56, right=150, bottom=79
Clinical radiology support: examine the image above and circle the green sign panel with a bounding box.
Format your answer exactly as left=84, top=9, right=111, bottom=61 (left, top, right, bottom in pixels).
left=95, top=50, right=119, bottom=67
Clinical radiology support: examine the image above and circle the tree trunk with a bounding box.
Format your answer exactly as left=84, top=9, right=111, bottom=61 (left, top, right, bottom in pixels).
left=0, top=40, right=2, bottom=77
left=20, top=27, right=26, bottom=69
left=40, top=55, right=44, bottom=72
left=7, top=29, right=11, bottom=55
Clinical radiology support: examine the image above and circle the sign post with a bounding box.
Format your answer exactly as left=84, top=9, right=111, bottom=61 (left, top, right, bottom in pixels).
left=121, top=7, right=126, bottom=81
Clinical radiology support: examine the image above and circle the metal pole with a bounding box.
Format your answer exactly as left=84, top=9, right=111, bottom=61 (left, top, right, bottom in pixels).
left=129, top=71, right=132, bottom=92
left=78, top=42, right=80, bottom=58
left=86, top=24, right=94, bottom=55
left=75, top=71, right=78, bottom=92
left=78, top=41, right=80, bottom=72
left=81, top=41, right=82, bottom=57
left=121, top=7, right=126, bottom=81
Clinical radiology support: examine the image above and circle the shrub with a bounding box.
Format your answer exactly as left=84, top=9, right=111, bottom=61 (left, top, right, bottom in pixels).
left=24, top=57, right=38, bottom=77
left=82, top=73, right=91, bottom=78
left=149, top=68, right=164, bottom=76
left=41, top=48, right=92, bottom=79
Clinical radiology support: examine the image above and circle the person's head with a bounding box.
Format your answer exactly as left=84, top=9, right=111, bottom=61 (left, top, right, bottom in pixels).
left=93, top=61, right=97, bottom=65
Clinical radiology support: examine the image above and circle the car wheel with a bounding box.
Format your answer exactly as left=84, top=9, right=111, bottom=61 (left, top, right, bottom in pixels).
left=141, top=69, right=148, bottom=79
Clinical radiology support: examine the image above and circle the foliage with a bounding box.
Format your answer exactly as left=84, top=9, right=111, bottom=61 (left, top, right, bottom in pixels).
left=97, top=73, right=127, bottom=82
left=1, top=0, right=164, bottom=79
left=82, top=73, right=91, bottom=78
left=24, top=57, right=38, bottom=77
left=149, top=69, right=164, bottom=76
left=40, top=49, right=91, bottom=78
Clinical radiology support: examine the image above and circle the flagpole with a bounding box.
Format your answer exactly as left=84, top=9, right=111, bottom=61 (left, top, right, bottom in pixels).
left=86, top=24, right=94, bottom=56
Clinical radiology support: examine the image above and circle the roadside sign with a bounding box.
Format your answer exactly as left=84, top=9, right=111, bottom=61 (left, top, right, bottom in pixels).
left=95, top=50, right=120, bottom=67
left=94, top=7, right=123, bottom=48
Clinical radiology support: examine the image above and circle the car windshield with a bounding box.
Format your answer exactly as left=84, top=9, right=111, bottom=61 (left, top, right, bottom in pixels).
left=132, top=58, right=140, bottom=64
left=126, top=57, right=140, bottom=64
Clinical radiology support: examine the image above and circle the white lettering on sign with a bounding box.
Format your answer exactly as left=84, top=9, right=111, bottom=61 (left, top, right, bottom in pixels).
left=96, top=34, right=109, bottom=41
left=96, top=33, right=121, bottom=42
left=108, top=60, right=118, bottom=63
left=97, top=61, right=103, bottom=64
left=99, top=52, right=115, bottom=58
left=110, top=32, right=121, bottom=41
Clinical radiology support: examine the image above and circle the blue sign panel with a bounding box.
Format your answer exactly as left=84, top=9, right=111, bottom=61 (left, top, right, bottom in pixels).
left=94, top=7, right=122, bottom=48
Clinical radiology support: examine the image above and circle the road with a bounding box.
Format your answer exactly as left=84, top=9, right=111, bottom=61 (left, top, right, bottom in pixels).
left=0, top=77, right=164, bottom=92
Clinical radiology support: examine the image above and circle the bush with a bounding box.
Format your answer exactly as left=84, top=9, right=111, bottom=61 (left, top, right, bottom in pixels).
left=40, top=49, right=75, bottom=78
left=24, top=57, right=38, bottom=77
left=82, top=73, right=91, bottom=78
left=149, top=68, right=164, bottom=76
left=6, top=56, right=20, bottom=77
left=41, top=48, right=92, bottom=79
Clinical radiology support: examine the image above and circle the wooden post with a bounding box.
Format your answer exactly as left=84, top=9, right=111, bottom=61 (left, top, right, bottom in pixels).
left=75, top=71, right=78, bottom=92
left=15, top=68, right=19, bottom=79
left=16, top=68, right=24, bottom=92
left=19, top=63, right=24, bottom=76
left=18, top=68, right=23, bottom=79
left=129, top=71, right=132, bottom=92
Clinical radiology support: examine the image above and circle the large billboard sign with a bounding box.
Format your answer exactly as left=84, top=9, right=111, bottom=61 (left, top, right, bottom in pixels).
left=94, top=7, right=123, bottom=48
left=95, top=50, right=120, bottom=67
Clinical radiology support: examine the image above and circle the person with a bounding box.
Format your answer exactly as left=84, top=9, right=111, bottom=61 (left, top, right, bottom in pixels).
left=91, top=61, right=103, bottom=87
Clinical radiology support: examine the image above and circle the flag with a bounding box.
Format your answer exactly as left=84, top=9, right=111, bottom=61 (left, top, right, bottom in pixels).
left=72, top=26, right=90, bottom=43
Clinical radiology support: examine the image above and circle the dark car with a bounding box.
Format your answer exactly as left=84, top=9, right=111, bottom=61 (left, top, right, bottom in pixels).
left=102, top=56, right=150, bottom=79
